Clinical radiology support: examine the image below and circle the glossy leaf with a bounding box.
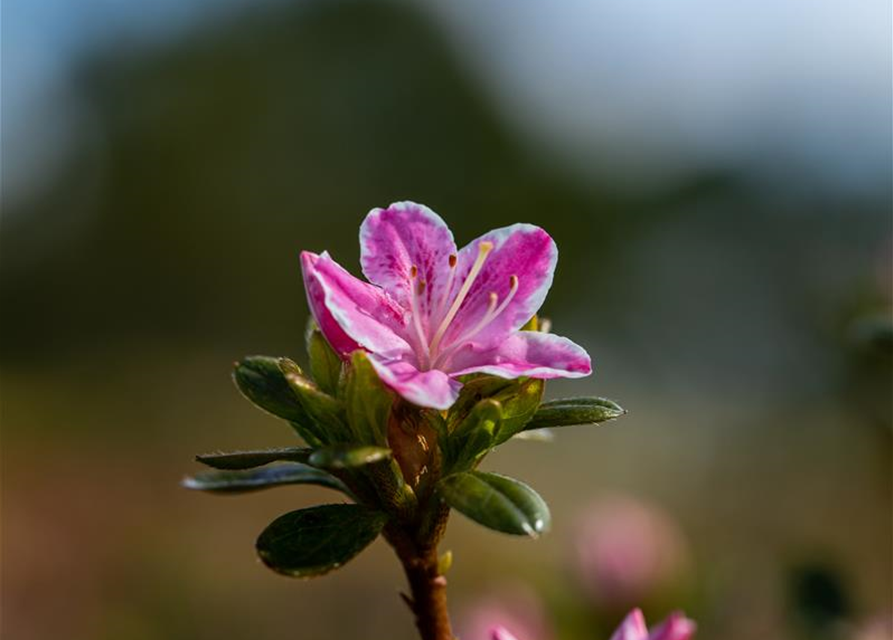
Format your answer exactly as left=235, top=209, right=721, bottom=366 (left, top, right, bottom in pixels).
left=308, top=445, right=392, bottom=470
left=343, top=351, right=392, bottom=445
left=232, top=356, right=323, bottom=445
left=182, top=463, right=350, bottom=495
left=256, top=504, right=387, bottom=578
left=524, top=397, right=626, bottom=431
left=438, top=470, right=550, bottom=537
left=233, top=356, right=307, bottom=422
left=195, top=447, right=312, bottom=470
left=306, top=320, right=343, bottom=396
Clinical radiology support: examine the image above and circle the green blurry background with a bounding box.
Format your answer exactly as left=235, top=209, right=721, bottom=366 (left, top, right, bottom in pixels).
left=2, top=1, right=890, bottom=639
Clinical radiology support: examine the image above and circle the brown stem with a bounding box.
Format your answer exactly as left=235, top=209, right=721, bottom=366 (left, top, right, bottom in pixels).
left=399, top=546, right=453, bottom=640
left=387, top=505, right=454, bottom=640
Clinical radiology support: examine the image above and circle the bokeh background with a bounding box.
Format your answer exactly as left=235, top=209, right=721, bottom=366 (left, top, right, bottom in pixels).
left=3, top=1, right=891, bottom=639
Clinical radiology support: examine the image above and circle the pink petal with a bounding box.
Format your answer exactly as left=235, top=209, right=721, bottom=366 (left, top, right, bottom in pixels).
left=368, top=354, right=462, bottom=410
left=490, top=626, right=522, bottom=640
left=610, top=609, right=650, bottom=640
left=442, top=224, right=557, bottom=348
left=301, top=252, right=361, bottom=356
left=447, top=331, right=591, bottom=379
left=360, top=202, right=457, bottom=318
left=648, top=612, right=697, bottom=640
left=311, top=251, right=412, bottom=357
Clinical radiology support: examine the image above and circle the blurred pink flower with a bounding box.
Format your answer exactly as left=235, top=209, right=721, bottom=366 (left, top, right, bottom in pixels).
left=852, top=614, right=893, bottom=640
left=610, top=609, right=696, bottom=640
left=460, top=586, right=553, bottom=640
left=489, top=609, right=696, bottom=640
left=301, top=201, right=591, bottom=409
left=572, top=496, right=690, bottom=610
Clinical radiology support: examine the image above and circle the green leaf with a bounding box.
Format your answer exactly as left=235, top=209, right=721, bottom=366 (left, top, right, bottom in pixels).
left=306, top=320, right=343, bottom=396
left=279, top=358, right=347, bottom=443
left=195, top=447, right=312, bottom=470
left=309, top=445, right=392, bottom=470
left=438, top=470, right=550, bottom=537
left=182, top=463, right=350, bottom=495
left=343, top=351, right=392, bottom=445
left=256, top=504, right=387, bottom=578
left=233, top=356, right=307, bottom=422
left=232, top=356, right=324, bottom=445
left=524, top=397, right=626, bottom=431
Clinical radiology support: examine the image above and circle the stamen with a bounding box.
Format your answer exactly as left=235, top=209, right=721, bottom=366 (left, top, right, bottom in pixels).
left=432, top=274, right=520, bottom=368
left=430, top=241, right=493, bottom=354
left=408, top=266, right=430, bottom=366
left=433, top=253, right=459, bottom=322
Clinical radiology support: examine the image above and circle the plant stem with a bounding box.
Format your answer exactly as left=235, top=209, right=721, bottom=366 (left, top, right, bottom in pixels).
left=386, top=505, right=454, bottom=640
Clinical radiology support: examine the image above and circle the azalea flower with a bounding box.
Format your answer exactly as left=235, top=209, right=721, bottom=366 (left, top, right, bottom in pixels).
left=609, top=609, right=696, bottom=640
left=489, top=608, right=696, bottom=640
left=301, top=201, right=591, bottom=409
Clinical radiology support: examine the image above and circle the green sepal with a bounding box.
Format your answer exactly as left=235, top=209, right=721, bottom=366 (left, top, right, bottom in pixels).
left=524, top=397, right=626, bottom=431
left=256, top=504, right=388, bottom=578
left=195, top=447, right=312, bottom=470
left=279, top=358, right=347, bottom=444
left=305, top=320, right=343, bottom=396
left=308, top=445, right=392, bottom=470
left=182, top=463, right=351, bottom=495
left=343, top=351, right=392, bottom=446
left=438, top=470, right=550, bottom=537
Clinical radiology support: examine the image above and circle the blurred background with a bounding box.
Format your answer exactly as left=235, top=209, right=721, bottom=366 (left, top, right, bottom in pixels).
left=2, top=1, right=891, bottom=639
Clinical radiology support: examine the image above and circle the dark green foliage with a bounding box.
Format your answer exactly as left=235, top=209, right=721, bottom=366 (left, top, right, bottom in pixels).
left=196, top=447, right=312, bottom=470
left=438, top=471, right=550, bottom=537
left=256, top=505, right=388, bottom=578
left=183, top=463, right=350, bottom=495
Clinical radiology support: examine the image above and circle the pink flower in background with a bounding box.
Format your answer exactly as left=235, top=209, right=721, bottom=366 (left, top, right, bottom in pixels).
left=301, top=201, right=591, bottom=409
left=460, top=586, right=554, bottom=640
left=610, top=609, right=696, bottom=640
left=573, top=497, right=690, bottom=610
left=490, top=609, right=696, bottom=640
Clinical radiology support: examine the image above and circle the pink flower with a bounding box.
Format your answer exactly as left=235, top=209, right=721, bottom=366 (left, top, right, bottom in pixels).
left=611, top=609, right=696, bottom=640
left=301, top=202, right=591, bottom=409
left=573, top=497, right=690, bottom=610
left=490, top=609, right=696, bottom=640
left=491, top=627, right=522, bottom=640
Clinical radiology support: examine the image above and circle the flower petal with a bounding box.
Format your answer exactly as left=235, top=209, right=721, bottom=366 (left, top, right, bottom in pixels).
left=442, top=224, right=557, bottom=348
left=446, top=331, right=592, bottom=379
left=648, top=612, right=697, bottom=640
left=368, top=354, right=461, bottom=410
left=301, top=252, right=361, bottom=356
left=360, top=202, right=457, bottom=318
left=311, top=251, right=411, bottom=357
left=490, top=627, right=522, bottom=640
left=610, top=609, right=650, bottom=640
